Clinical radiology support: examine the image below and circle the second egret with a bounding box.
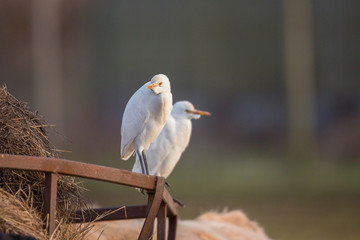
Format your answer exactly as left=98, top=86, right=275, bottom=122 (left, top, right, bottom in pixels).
left=132, top=101, right=211, bottom=178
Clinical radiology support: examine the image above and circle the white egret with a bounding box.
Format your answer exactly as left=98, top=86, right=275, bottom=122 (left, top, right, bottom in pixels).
left=132, top=101, right=210, bottom=178
left=121, top=74, right=173, bottom=175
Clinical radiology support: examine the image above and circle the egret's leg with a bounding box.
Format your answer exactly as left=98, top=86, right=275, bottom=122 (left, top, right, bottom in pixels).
left=173, top=198, right=185, bottom=207
left=142, top=150, right=149, bottom=175
left=136, top=150, right=146, bottom=175
left=136, top=150, right=146, bottom=194
left=165, top=181, right=172, bottom=189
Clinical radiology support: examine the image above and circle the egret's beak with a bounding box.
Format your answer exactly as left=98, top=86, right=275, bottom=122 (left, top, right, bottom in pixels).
left=188, top=109, right=211, bottom=116
left=146, top=82, right=161, bottom=89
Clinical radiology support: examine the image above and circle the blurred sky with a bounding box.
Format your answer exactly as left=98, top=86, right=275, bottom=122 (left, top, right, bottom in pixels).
left=1, top=0, right=359, bottom=161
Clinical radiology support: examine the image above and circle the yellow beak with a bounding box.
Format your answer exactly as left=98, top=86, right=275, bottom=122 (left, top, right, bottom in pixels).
left=188, top=109, right=211, bottom=116
left=146, top=82, right=161, bottom=89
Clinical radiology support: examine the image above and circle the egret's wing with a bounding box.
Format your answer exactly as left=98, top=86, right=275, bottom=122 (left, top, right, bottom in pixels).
left=157, top=149, right=183, bottom=178
left=146, top=116, right=177, bottom=175
left=121, top=84, right=150, bottom=160
left=132, top=116, right=175, bottom=174
left=154, top=118, right=192, bottom=177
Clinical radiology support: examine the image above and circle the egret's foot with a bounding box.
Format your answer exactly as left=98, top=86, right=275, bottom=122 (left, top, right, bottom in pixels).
left=165, top=181, right=172, bottom=189
left=173, top=198, right=185, bottom=208
left=136, top=188, right=146, bottom=195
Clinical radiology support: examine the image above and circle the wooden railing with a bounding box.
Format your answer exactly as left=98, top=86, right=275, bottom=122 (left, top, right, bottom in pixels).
left=0, top=154, right=178, bottom=240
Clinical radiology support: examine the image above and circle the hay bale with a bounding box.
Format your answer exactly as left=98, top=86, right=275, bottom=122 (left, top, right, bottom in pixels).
left=0, top=188, right=47, bottom=240
left=0, top=85, right=89, bottom=239
left=0, top=86, right=57, bottom=157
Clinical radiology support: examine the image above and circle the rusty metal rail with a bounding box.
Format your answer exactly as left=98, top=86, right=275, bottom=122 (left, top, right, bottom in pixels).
left=0, top=154, right=178, bottom=240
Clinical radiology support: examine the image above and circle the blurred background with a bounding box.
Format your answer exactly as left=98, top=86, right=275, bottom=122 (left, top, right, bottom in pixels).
left=1, top=0, right=359, bottom=239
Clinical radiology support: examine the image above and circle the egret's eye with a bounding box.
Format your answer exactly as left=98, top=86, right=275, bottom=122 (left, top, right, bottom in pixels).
left=185, top=109, right=191, bottom=114
left=159, top=82, right=163, bottom=86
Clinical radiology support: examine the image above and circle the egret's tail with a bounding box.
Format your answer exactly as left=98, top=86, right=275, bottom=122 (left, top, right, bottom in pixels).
left=120, top=149, right=134, bottom=160
left=120, top=141, right=135, bottom=160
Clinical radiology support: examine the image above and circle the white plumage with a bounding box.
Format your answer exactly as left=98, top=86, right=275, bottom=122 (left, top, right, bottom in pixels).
left=132, top=101, right=210, bottom=178
left=121, top=74, right=173, bottom=175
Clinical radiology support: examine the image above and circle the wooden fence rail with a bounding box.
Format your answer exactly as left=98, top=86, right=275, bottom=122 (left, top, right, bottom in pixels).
left=0, top=154, right=178, bottom=240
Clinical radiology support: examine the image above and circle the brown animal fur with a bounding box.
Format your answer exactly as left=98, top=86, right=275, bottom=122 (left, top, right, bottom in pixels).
left=86, top=210, right=271, bottom=240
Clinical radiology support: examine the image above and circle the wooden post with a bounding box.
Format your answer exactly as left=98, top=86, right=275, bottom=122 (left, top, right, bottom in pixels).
left=139, top=177, right=165, bottom=240
left=43, top=172, right=58, bottom=234
left=145, top=192, right=155, bottom=239
left=157, top=202, right=167, bottom=240
left=167, top=216, right=177, bottom=240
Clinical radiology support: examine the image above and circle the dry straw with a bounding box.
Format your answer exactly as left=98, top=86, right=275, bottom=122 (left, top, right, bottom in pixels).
left=0, top=85, right=92, bottom=239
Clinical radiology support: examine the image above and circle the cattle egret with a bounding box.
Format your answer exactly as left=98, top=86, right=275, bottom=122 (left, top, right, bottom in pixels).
left=132, top=101, right=210, bottom=178
left=121, top=74, right=173, bottom=175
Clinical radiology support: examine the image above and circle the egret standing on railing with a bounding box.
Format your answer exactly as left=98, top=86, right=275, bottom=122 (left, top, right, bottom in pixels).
left=121, top=74, right=173, bottom=175
left=132, top=101, right=210, bottom=178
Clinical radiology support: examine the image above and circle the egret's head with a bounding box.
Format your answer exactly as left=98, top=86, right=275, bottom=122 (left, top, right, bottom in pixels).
left=172, top=101, right=211, bottom=120
left=146, top=74, right=171, bottom=95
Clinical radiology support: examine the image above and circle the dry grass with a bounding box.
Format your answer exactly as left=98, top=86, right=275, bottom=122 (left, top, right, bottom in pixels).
left=0, top=188, right=47, bottom=239
left=0, top=85, right=91, bottom=239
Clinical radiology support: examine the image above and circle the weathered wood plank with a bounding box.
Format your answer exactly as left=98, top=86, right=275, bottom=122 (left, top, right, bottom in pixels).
left=43, top=172, right=58, bottom=234
left=0, top=154, right=156, bottom=190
